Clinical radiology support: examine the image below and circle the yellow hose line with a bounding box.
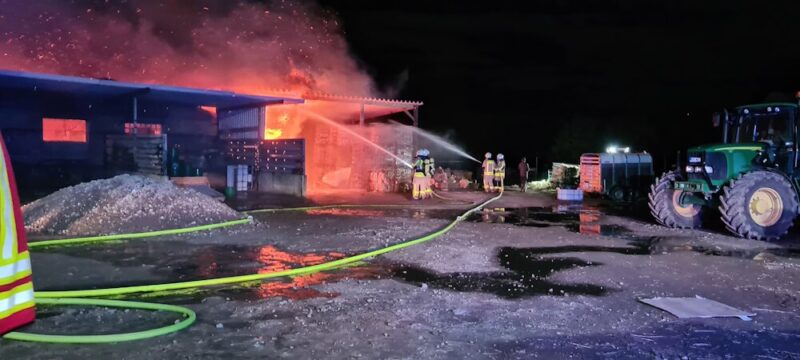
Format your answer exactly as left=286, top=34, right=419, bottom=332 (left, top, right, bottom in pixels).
left=3, top=298, right=196, bottom=344
left=431, top=191, right=473, bottom=204
left=36, top=193, right=501, bottom=299
left=28, top=218, right=253, bottom=249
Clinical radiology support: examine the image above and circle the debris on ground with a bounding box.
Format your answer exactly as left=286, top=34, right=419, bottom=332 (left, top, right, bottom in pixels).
left=638, top=295, right=755, bottom=320
left=22, top=174, right=242, bottom=236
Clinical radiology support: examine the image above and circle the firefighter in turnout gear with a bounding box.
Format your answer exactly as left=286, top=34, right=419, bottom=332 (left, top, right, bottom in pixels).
left=412, top=150, right=426, bottom=200
left=482, top=152, right=495, bottom=192
left=424, top=149, right=435, bottom=199
left=0, top=131, right=35, bottom=336
left=494, top=153, right=506, bottom=192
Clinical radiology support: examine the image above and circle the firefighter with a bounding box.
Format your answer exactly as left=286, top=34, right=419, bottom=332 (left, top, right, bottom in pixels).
left=494, top=153, right=506, bottom=192
left=434, top=166, right=448, bottom=191
left=0, top=131, right=35, bottom=336
left=482, top=152, right=495, bottom=192
left=368, top=171, right=377, bottom=192
left=412, top=150, right=426, bottom=200
left=518, top=157, right=530, bottom=192
left=424, top=149, right=435, bottom=199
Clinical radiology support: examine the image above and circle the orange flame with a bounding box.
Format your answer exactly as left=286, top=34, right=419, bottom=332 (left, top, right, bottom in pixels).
left=264, top=128, right=283, bottom=139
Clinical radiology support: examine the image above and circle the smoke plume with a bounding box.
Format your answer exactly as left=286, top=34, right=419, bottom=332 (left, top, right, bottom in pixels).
left=0, top=0, right=377, bottom=96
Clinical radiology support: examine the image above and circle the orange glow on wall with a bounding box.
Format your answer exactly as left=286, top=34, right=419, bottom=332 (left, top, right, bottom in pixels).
left=124, top=123, right=162, bottom=135
left=199, top=106, right=217, bottom=117
left=42, top=118, right=87, bottom=143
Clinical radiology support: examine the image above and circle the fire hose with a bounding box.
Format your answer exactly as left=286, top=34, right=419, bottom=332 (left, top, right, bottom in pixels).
left=3, top=193, right=502, bottom=344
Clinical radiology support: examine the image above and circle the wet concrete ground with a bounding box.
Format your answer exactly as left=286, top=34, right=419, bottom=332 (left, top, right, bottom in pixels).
left=3, top=190, right=800, bottom=359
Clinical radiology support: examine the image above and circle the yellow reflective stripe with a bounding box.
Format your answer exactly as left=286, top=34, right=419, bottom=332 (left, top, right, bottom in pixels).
left=0, top=269, right=32, bottom=288
left=0, top=250, right=28, bottom=267
left=0, top=302, right=35, bottom=320
left=0, top=281, right=32, bottom=299
left=0, top=286, right=35, bottom=319
left=0, top=282, right=33, bottom=298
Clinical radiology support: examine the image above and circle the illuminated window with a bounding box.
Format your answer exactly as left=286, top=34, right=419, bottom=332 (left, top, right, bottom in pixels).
left=42, top=118, right=87, bottom=143
left=124, top=123, right=162, bottom=135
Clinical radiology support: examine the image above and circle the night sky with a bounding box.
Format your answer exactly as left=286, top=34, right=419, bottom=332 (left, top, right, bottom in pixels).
left=318, top=0, right=800, bottom=172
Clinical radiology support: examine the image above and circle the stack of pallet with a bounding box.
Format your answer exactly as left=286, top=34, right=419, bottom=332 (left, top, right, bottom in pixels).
left=106, top=134, right=165, bottom=176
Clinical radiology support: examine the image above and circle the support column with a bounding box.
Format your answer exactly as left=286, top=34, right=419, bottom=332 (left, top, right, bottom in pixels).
left=133, top=96, right=139, bottom=169
left=412, top=106, right=419, bottom=128
left=359, top=102, right=365, bottom=127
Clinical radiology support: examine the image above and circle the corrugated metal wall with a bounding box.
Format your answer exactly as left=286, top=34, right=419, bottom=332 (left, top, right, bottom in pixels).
left=218, top=106, right=264, bottom=140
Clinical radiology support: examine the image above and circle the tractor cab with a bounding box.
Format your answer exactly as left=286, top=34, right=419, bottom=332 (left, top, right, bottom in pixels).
left=722, top=103, right=797, bottom=174
left=723, top=103, right=795, bottom=144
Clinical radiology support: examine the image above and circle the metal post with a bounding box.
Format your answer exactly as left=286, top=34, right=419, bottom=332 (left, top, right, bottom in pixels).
left=359, top=103, right=365, bottom=127
left=133, top=96, right=138, bottom=170
left=411, top=106, right=420, bottom=157
left=133, top=96, right=138, bottom=132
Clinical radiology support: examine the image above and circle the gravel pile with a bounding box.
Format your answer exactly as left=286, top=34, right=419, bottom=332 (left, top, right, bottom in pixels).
left=23, top=174, right=242, bottom=236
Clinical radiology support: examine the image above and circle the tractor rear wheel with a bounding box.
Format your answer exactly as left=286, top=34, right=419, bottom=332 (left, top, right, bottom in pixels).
left=719, top=171, right=798, bottom=241
left=648, top=170, right=704, bottom=228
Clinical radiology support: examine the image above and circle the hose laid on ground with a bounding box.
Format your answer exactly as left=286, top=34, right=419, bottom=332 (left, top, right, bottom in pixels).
left=2, top=298, right=196, bottom=344
left=431, top=190, right=473, bottom=204
left=4, top=193, right=501, bottom=343
left=28, top=218, right=253, bottom=249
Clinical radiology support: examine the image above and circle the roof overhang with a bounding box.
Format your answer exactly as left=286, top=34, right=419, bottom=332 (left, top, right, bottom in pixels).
left=0, top=69, right=304, bottom=109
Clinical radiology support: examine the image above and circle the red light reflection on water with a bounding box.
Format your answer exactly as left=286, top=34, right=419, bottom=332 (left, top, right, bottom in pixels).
left=252, top=245, right=384, bottom=300
left=305, top=208, right=386, bottom=217
left=189, top=245, right=387, bottom=300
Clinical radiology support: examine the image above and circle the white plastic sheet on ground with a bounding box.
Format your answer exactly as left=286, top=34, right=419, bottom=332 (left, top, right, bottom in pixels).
left=638, top=295, right=755, bottom=321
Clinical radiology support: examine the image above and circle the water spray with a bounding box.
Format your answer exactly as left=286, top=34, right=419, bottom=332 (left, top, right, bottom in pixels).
left=300, top=109, right=413, bottom=169
left=389, top=120, right=481, bottom=164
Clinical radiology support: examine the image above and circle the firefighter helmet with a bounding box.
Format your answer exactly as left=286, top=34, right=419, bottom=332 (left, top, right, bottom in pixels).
left=497, top=153, right=504, bottom=160
left=485, top=152, right=492, bottom=159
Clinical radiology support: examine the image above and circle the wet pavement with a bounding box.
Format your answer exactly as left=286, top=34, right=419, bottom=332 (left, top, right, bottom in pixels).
left=471, top=204, right=800, bottom=261
left=7, top=190, right=800, bottom=359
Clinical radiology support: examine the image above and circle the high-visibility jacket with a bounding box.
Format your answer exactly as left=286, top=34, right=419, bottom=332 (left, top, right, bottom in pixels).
left=414, top=158, right=425, bottom=174
left=482, top=159, right=495, bottom=176
left=494, top=160, right=506, bottom=178
left=426, top=158, right=435, bottom=176
left=0, top=131, right=35, bottom=335
left=423, top=159, right=432, bottom=176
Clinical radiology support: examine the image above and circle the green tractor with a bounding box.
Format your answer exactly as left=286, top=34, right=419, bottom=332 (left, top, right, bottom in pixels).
left=649, top=102, right=800, bottom=240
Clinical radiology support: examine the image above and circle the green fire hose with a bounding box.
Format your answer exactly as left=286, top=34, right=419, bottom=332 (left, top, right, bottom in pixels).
left=2, top=298, right=196, bottom=344
left=28, top=217, right=253, bottom=249
left=4, top=193, right=501, bottom=344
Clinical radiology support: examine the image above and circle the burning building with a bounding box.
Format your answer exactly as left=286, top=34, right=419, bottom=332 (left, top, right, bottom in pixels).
left=262, top=94, right=423, bottom=193
left=0, top=69, right=422, bottom=199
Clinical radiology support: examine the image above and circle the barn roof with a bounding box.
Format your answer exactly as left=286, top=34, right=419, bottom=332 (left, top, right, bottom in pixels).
left=0, top=69, right=304, bottom=109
